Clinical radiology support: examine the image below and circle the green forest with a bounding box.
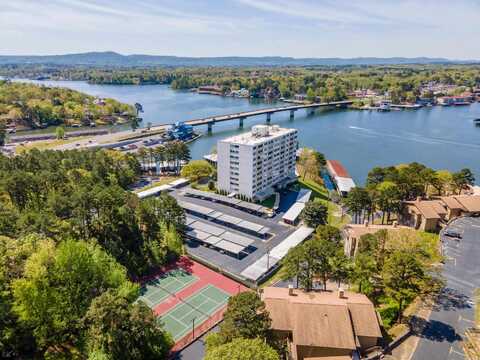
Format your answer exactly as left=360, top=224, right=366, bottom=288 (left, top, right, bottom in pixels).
left=1, top=64, right=480, bottom=103
left=0, top=149, right=184, bottom=359
left=0, top=80, right=135, bottom=130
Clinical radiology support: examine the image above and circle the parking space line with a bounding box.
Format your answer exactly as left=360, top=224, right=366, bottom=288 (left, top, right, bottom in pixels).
left=458, top=315, right=474, bottom=324
left=448, top=345, right=464, bottom=358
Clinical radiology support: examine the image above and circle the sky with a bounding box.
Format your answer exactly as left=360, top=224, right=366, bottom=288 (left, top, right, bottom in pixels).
left=1, top=0, right=480, bottom=59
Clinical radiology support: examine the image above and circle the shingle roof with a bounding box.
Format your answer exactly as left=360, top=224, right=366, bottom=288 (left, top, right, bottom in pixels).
left=407, top=200, right=446, bottom=219
left=293, top=303, right=356, bottom=349
left=441, top=196, right=466, bottom=211
left=453, top=195, right=480, bottom=212
left=262, top=287, right=382, bottom=351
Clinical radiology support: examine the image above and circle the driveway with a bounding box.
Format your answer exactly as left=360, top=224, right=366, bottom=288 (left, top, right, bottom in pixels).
left=412, top=216, right=480, bottom=360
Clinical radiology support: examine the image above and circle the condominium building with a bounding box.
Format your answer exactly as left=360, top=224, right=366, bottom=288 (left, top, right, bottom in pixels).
left=217, top=125, right=298, bottom=200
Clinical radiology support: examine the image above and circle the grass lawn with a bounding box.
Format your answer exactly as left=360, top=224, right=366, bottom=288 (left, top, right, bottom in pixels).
left=296, top=178, right=351, bottom=229
left=260, top=194, right=276, bottom=209
left=15, top=136, right=89, bottom=153
left=133, top=176, right=179, bottom=193
left=297, top=178, right=329, bottom=201
left=418, top=231, right=442, bottom=264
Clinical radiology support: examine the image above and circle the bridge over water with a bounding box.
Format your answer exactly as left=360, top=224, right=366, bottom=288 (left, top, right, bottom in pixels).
left=181, top=100, right=353, bottom=132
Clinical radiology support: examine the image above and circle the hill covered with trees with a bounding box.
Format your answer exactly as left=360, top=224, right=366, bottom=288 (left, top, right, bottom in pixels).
left=0, top=80, right=135, bottom=130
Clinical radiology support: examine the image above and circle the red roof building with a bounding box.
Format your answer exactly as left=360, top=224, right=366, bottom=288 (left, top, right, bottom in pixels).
left=326, top=160, right=350, bottom=178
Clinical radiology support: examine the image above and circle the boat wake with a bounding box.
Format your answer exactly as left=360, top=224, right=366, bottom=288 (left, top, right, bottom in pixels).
left=348, top=126, right=480, bottom=149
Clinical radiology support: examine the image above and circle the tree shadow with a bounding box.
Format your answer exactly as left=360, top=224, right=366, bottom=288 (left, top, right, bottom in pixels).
left=177, top=256, right=194, bottom=273
left=432, top=287, right=472, bottom=312
left=410, top=316, right=462, bottom=343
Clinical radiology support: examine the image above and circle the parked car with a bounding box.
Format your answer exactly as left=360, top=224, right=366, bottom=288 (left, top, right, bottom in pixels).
left=444, top=228, right=462, bottom=239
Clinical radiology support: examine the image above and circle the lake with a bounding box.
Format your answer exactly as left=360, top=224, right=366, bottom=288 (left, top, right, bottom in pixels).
left=15, top=79, right=480, bottom=185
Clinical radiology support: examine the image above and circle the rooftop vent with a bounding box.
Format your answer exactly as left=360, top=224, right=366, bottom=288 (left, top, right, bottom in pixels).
left=252, top=125, right=269, bottom=137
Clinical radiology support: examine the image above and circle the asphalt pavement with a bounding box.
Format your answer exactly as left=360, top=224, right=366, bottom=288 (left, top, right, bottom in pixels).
left=412, top=216, right=480, bottom=360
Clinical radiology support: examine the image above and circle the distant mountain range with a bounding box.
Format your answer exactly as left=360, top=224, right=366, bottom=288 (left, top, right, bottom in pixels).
left=0, top=51, right=476, bottom=67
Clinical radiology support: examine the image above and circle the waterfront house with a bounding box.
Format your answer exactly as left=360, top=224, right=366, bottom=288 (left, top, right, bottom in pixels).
left=261, top=287, right=383, bottom=360
left=437, top=95, right=472, bottom=106
left=230, top=88, right=250, bottom=98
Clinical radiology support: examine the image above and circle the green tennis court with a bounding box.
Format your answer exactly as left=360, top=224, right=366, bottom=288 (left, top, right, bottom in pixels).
left=158, top=285, right=230, bottom=341
left=138, top=268, right=198, bottom=308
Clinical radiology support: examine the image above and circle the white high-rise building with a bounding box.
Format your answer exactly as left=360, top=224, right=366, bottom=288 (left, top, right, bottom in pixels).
left=217, top=125, right=298, bottom=200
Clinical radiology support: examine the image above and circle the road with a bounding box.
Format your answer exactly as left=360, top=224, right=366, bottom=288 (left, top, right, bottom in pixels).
left=412, top=216, right=480, bottom=360
left=52, top=125, right=169, bottom=151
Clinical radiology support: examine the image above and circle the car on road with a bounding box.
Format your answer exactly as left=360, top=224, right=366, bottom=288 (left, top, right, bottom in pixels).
left=443, top=228, right=462, bottom=239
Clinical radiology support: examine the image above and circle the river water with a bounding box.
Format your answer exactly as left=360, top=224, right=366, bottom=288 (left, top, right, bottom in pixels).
left=14, top=80, right=480, bottom=185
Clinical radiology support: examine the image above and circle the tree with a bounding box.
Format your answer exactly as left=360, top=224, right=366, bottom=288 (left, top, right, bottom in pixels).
left=310, top=238, right=337, bottom=290
left=376, top=181, right=401, bottom=224
left=452, top=168, right=475, bottom=194
left=312, top=150, right=326, bottom=169
left=83, top=290, right=172, bottom=359
left=180, top=160, right=213, bottom=182
left=366, top=167, right=387, bottom=187
left=281, top=245, right=313, bottom=290
left=306, top=88, right=316, bottom=102
left=435, top=170, right=454, bottom=195
left=162, top=222, right=183, bottom=257
left=351, top=253, right=377, bottom=294
left=382, top=250, right=426, bottom=322
left=204, top=338, right=279, bottom=360
left=301, top=201, right=328, bottom=228
left=12, top=239, right=138, bottom=352
left=55, top=126, right=65, bottom=140
left=315, top=225, right=341, bottom=244
left=329, top=250, right=353, bottom=287
left=281, top=237, right=338, bottom=291
left=0, top=120, right=6, bottom=146
left=0, top=234, right=46, bottom=357
left=130, top=117, right=139, bottom=131
left=344, top=187, right=371, bottom=224
left=218, top=292, right=271, bottom=343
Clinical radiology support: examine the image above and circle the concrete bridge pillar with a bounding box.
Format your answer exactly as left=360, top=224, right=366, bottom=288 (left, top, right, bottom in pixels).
left=289, top=110, right=295, bottom=120
left=266, top=113, right=272, bottom=124
left=239, top=117, right=246, bottom=128
left=207, top=122, right=213, bottom=133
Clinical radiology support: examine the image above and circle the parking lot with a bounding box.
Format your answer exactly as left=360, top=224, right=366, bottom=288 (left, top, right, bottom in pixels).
left=171, top=190, right=297, bottom=277
left=413, top=216, right=480, bottom=360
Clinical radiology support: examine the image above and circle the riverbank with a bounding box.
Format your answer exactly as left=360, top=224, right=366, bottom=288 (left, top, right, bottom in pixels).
left=5, top=79, right=480, bottom=185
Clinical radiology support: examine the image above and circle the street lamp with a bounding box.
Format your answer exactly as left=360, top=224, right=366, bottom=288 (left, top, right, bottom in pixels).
left=192, top=317, right=196, bottom=339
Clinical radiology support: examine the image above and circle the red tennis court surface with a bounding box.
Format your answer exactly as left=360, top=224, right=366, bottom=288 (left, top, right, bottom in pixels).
left=138, top=257, right=248, bottom=352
